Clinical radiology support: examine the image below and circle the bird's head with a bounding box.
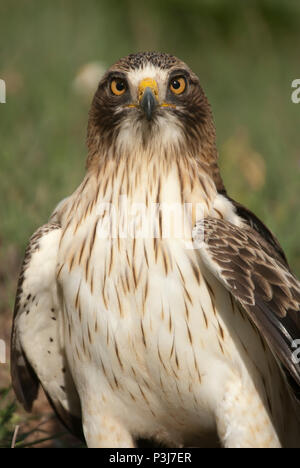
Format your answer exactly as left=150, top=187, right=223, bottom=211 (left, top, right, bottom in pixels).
left=87, top=52, right=217, bottom=166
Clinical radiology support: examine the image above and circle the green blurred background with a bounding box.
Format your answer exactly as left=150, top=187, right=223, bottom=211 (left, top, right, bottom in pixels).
left=0, top=0, right=299, bottom=446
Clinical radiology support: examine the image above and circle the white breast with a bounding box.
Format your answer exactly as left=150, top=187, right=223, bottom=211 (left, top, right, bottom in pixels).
left=56, top=166, right=289, bottom=446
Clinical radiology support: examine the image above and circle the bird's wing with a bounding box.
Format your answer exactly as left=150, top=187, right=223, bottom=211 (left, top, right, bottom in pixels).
left=224, top=194, right=289, bottom=267
left=11, top=222, right=83, bottom=439
left=193, top=217, right=300, bottom=393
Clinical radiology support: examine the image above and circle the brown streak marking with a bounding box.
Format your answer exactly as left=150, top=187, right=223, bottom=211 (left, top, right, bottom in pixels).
left=102, top=177, right=109, bottom=198
left=79, top=177, right=89, bottom=195
left=162, top=248, right=169, bottom=275
left=78, top=239, right=86, bottom=266
left=57, top=264, right=64, bottom=279
left=89, top=218, right=99, bottom=257
left=113, top=374, right=121, bottom=390
left=143, top=378, right=151, bottom=391
left=169, top=334, right=176, bottom=358
left=108, top=241, right=114, bottom=276
left=90, top=267, right=94, bottom=295
left=132, top=263, right=137, bottom=289
left=100, top=359, right=108, bottom=379
left=115, top=285, right=123, bottom=317
left=183, top=285, right=193, bottom=305
left=94, top=182, right=101, bottom=205
left=175, top=350, right=180, bottom=369
left=85, top=256, right=90, bottom=283
left=186, top=321, right=193, bottom=345
left=153, top=238, right=159, bottom=263
left=158, top=346, right=168, bottom=372
left=218, top=338, right=224, bottom=355
left=190, top=258, right=201, bottom=284
left=120, top=275, right=127, bottom=295
left=138, top=384, right=150, bottom=406
left=125, top=269, right=130, bottom=293
left=169, top=313, right=173, bottom=333
left=214, top=208, right=224, bottom=219
left=205, top=278, right=216, bottom=315
left=73, top=218, right=82, bottom=235
left=159, top=211, right=162, bottom=239
left=161, top=305, right=165, bottom=321
left=75, top=282, right=81, bottom=310
left=176, top=263, right=185, bottom=286
left=176, top=160, right=184, bottom=204
left=184, top=300, right=189, bottom=320
left=88, top=325, right=92, bottom=344
left=144, top=244, right=149, bottom=268
left=175, top=381, right=183, bottom=403
left=144, top=278, right=149, bottom=303
left=193, top=353, right=202, bottom=383
left=106, top=322, right=110, bottom=346
left=218, top=321, right=225, bottom=341
left=140, top=321, right=147, bottom=347
left=102, top=282, right=108, bottom=309
left=114, top=340, right=124, bottom=369
left=159, top=375, right=167, bottom=395
left=81, top=335, right=87, bottom=355
left=201, top=306, right=208, bottom=328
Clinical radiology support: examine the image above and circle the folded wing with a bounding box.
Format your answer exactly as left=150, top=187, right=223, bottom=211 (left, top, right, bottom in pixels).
left=11, top=223, right=83, bottom=439
left=193, top=217, right=300, bottom=393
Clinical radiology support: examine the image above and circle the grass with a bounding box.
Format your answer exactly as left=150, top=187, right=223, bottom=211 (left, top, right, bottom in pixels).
left=0, top=0, right=299, bottom=447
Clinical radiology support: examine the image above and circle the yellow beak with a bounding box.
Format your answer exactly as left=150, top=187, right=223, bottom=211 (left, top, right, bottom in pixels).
left=138, top=78, right=159, bottom=102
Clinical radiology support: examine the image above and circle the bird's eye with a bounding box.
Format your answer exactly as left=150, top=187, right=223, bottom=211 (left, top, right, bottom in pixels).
left=111, top=79, right=127, bottom=96
left=170, top=76, right=186, bottom=95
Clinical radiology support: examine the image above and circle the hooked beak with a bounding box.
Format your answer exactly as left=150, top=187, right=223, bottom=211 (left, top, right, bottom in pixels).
left=138, top=78, right=158, bottom=121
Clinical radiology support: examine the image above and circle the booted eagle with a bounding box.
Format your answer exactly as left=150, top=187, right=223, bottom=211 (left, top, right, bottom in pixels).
left=11, top=52, right=300, bottom=448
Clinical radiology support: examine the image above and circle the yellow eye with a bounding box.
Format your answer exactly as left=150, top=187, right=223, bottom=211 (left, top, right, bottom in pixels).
left=170, top=76, right=186, bottom=95
left=111, top=79, right=127, bottom=96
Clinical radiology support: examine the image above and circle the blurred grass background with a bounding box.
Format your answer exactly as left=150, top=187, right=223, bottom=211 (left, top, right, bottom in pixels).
left=0, top=0, right=299, bottom=447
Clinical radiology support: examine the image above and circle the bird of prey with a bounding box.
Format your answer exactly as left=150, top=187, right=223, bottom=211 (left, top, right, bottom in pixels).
left=11, top=52, right=300, bottom=448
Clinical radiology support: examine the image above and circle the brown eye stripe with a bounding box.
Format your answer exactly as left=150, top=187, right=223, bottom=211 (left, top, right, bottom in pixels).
left=111, top=79, right=127, bottom=96
left=170, top=76, right=186, bottom=95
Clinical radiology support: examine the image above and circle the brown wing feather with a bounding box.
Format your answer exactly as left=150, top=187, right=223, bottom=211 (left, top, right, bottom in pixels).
left=193, top=217, right=300, bottom=392
left=224, top=195, right=289, bottom=267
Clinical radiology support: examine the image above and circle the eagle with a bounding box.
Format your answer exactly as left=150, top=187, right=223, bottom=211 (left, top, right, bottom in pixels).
left=11, top=52, right=300, bottom=448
